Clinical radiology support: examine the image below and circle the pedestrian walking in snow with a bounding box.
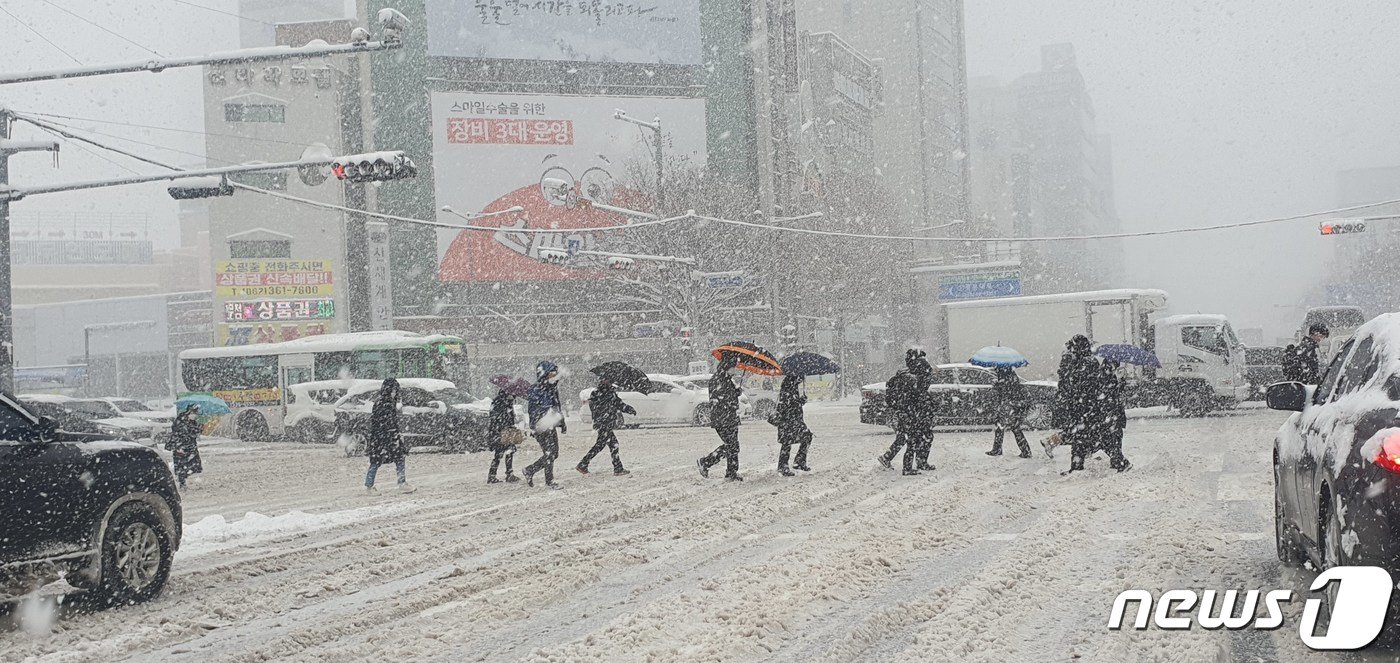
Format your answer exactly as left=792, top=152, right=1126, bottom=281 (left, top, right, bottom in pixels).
left=166, top=404, right=203, bottom=489
left=578, top=378, right=636, bottom=476
left=697, top=356, right=745, bottom=481
left=523, top=361, right=566, bottom=489
left=774, top=375, right=811, bottom=476
left=365, top=378, right=415, bottom=494
left=1093, top=359, right=1132, bottom=472
left=486, top=383, right=524, bottom=484
left=1286, top=323, right=1329, bottom=383
left=986, top=366, right=1032, bottom=458
left=879, top=349, right=935, bottom=475
left=1055, top=335, right=1100, bottom=475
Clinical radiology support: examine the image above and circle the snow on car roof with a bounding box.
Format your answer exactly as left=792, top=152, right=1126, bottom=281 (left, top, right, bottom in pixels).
left=944, top=288, right=1168, bottom=309
left=343, top=378, right=458, bottom=397
left=1156, top=313, right=1229, bottom=327
left=18, top=393, right=76, bottom=403
left=288, top=379, right=380, bottom=392
left=180, top=331, right=461, bottom=359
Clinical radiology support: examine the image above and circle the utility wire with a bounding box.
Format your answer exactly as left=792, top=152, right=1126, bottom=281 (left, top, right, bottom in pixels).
left=0, top=3, right=82, bottom=65
left=163, top=0, right=275, bottom=25
left=21, top=107, right=1399, bottom=243
left=34, top=0, right=166, bottom=57
left=17, top=113, right=223, bottom=167
left=23, top=110, right=322, bottom=150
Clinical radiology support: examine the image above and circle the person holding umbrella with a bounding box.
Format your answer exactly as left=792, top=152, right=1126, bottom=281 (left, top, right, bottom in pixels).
left=577, top=375, right=637, bottom=476
left=524, top=361, right=566, bottom=489
left=970, top=346, right=1033, bottom=459
left=1093, top=359, right=1132, bottom=472
left=697, top=342, right=780, bottom=482
left=486, top=376, right=528, bottom=484
left=774, top=352, right=839, bottom=475
left=166, top=403, right=203, bottom=489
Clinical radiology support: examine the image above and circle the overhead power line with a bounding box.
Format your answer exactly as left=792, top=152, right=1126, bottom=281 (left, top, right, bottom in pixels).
left=0, top=3, right=82, bottom=65
left=34, top=0, right=166, bottom=57
left=23, top=110, right=322, bottom=150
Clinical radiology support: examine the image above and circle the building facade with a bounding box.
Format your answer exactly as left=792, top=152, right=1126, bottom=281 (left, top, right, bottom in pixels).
left=1320, top=166, right=1400, bottom=313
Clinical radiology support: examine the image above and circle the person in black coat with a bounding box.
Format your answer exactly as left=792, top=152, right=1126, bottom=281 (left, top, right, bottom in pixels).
left=1093, top=359, right=1132, bottom=472
left=365, top=378, right=415, bottom=494
left=166, top=404, right=203, bottom=489
left=1055, top=335, right=1100, bottom=474
left=486, top=387, right=520, bottom=484
left=577, top=378, right=637, bottom=475
left=879, top=349, right=935, bottom=475
left=986, top=366, right=1032, bottom=458
left=774, top=375, right=811, bottom=476
left=1289, top=324, right=1329, bottom=384
left=697, top=356, right=745, bottom=481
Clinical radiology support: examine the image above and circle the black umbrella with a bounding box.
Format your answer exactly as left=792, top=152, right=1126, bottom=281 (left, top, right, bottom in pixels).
left=711, top=341, right=783, bottom=376
left=589, top=361, right=649, bottom=392
left=781, top=352, right=840, bottom=378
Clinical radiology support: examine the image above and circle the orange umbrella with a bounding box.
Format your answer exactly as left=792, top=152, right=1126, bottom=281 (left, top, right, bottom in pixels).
left=711, top=342, right=783, bottom=377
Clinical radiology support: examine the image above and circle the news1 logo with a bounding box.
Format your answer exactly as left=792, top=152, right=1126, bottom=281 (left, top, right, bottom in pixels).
left=1107, top=566, right=1394, bottom=651
left=1320, top=221, right=1367, bottom=236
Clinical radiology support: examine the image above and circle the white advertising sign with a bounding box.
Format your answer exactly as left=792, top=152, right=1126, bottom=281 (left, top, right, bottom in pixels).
left=430, top=91, right=707, bottom=283
left=426, top=0, right=702, bottom=65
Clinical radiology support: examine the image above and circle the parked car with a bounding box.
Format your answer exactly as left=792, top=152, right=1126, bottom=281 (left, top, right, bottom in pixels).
left=580, top=374, right=752, bottom=427
left=0, top=393, right=182, bottom=606
left=334, top=379, right=492, bottom=457
left=88, top=397, right=175, bottom=427
left=1270, top=313, right=1400, bottom=632
left=19, top=394, right=159, bottom=442
left=1243, top=345, right=1286, bottom=400
left=858, top=363, right=1056, bottom=429
left=285, top=379, right=376, bottom=444
left=675, top=374, right=772, bottom=420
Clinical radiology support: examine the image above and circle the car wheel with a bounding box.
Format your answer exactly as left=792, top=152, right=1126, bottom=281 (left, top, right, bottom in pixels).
left=1275, top=468, right=1303, bottom=566
left=92, top=502, right=173, bottom=607
left=1315, top=488, right=1345, bottom=632
left=1022, top=403, right=1052, bottom=430
left=692, top=404, right=713, bottom=427
left=292, top=420, right=327, bottom=444
left=237, top=411, right=270, bottom=442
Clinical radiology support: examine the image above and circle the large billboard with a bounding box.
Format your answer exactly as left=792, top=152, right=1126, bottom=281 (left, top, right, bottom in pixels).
left=426, top=0, right=702, bottom=65
left=214, top=259, right=336, bottom=345
left=431, top=91, right=706, bottom=283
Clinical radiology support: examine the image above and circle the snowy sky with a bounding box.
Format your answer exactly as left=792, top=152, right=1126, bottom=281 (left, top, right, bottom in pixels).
left=3, top=1, right=1397, bottom=339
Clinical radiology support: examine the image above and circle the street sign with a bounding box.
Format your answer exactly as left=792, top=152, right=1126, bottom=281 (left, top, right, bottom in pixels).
left=693, top=270, right=745, bottom=289
left=937, top=271, right=1022, bottom=301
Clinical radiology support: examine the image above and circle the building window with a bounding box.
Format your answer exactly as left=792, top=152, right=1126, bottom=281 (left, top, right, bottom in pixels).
left=224, top=103, right=286, bottom=123
left=229, top=239, right=291, bottom=259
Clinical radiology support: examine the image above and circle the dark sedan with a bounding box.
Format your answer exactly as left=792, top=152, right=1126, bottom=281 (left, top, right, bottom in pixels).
left=334, top=380, right=492, bottom=456
left=859, top=363, right=1056, bottom=429
left=1271, top=313, right=1400, bottom=640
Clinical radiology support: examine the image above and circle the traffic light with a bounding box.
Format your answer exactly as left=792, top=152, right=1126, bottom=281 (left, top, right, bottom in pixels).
left=538, top=248, right=570, bottom=265
left=331, top=152, right=417, bottom=183
left=779, top=323, right=798, bottom=348
left=1320, top=221, right=1366, bottom=236
left=606, top=256, right=636, bottom=271
left=168, top=175, right=233, bottom=200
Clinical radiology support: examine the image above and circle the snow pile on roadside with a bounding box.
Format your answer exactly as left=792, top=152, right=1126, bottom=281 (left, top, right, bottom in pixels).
left=178, top=503, right=417, bottom=558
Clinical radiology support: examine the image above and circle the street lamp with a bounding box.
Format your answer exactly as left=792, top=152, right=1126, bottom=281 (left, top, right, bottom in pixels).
left=84, top=320, right=157, bottom=396
left=613, top=109, right=664, bottom=212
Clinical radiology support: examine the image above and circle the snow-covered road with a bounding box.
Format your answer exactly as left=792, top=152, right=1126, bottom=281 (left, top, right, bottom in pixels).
left=0, top=407, right=1365, bottom=661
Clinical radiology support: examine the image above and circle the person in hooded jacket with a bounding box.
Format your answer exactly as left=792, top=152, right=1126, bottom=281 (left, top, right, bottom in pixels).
left=486, top=384, right=522, bottom=484
left=774, top=375, right=812, bottom=476
left=1093, top=359, right=1132, bottom=472
left=697, top=356, right=745, bottom=481
left=985, top=365, right=1032, bottom=458
left=524, top=361, right=566, bottom=489
left=1055, top=335, right=1101, bottom=474
left=577, top=377, right=637, bottom=476
left=366, top=378, right=415, bottom=494
left=879, top=349, right=934, bottom=475
left=166, top=404, right=203, bottom=489
left=1289, top=323, right=1329, bottom=384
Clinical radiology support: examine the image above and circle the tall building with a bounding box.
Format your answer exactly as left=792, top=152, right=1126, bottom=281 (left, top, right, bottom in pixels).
left=794, top=0, right=971, bottom=232
left=967, top=44, right=1123, bottom=293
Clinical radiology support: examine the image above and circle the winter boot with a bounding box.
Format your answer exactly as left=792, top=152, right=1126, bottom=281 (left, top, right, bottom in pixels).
left=576, top=465, right=590, bottom=476
left=725, top=475, right=744, bottom=482
left=794, top=464, right=810, bottom=472
left=918, top=463, right=936, bottom=471
left=546, top=482, right=562, bottom=490
left=877, top=455, right=892, bottom=470
left=697, top=459, right=709, bottom=479
left=613, top=469, right=631, bottom=476
left=525, top=472, right=535, bottom=487
left=779, top=467, right=795, bottom=477
left=399, top=484, right=417, bottom=494
left=985, top=449, right=1002, bottom=456
left=505, top=473, right=520, bottom=483
left=901, top=469, right=921, bottom=476
left=487, top=476, right=501, bottom=484
left=365, top=486, right=379, bottom=496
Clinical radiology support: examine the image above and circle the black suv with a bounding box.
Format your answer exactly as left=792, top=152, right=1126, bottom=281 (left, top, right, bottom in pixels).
left=0, top=393, right=181, bottom=606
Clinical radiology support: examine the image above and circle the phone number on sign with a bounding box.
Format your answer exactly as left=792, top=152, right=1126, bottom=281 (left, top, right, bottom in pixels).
left=217, top=285, right=331, bottom=298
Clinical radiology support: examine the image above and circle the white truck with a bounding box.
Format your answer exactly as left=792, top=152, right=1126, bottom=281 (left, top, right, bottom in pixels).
left=941, top=289, right=1249, bottom=415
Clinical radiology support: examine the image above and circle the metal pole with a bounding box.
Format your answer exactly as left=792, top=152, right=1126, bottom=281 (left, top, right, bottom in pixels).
left=0, top=109, right=13, bottom=393
left=83, top=327, right=92, bottom=396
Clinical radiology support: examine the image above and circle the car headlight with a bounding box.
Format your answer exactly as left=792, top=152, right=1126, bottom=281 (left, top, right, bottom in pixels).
left=96, top=424, right=125, bottom=437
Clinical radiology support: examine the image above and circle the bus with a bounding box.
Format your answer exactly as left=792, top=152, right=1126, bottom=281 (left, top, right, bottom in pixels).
left=177, top=330, right=467, bottom=441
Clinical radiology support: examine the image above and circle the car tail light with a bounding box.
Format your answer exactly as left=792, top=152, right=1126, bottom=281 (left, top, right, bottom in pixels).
left=1371, top=431, right=1400, bottom=474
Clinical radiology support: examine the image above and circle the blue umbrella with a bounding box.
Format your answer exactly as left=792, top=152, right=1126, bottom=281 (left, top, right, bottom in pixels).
left=176, top=394, right=231, bottom=415
left=969, top=345, right=1029, bottom=368
left=1095, top=344, right=1161, bottom=367
left=780, top=352, right=840, bottom=377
